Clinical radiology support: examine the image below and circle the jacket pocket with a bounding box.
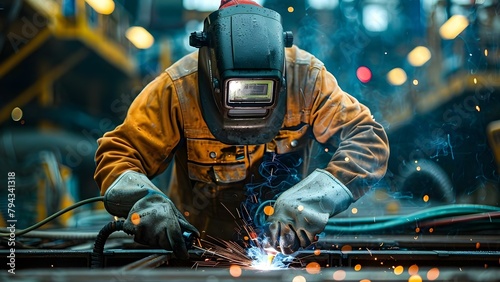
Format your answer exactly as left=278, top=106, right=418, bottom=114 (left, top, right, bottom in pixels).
left=269, top=124, right=311, bottom=154
left=186, top=138, right=247, bottom=184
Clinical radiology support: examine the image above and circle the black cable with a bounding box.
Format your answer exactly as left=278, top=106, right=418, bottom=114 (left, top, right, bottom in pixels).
left=90, top=221, right=196, bottom=269
left=0, top=196, right=104, bottom=237
left=91, top=220, right=131, bottom=269
left=400, top=158, right=455, bottom=203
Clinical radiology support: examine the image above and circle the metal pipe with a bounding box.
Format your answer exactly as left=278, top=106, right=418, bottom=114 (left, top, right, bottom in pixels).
left=120, top=254, right=170, bottom=270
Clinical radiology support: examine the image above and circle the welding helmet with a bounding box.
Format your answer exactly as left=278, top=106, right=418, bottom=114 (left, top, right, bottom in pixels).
left=189, top=0, right=293, bottom=145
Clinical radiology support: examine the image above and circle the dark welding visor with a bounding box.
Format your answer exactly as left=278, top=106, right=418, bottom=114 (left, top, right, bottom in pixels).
left=190, top=4, right=293, bottom=144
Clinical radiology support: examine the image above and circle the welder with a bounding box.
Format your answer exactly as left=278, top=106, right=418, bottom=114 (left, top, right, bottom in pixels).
left=94, top=0, right=390, bottom=260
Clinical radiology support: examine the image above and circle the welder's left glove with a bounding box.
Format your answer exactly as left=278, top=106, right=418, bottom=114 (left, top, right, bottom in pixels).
left=104, top=170, right=199, bottom=259
left=266, top=169, right=353, bottom=254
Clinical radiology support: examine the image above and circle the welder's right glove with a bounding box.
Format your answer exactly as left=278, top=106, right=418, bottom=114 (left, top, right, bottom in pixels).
left=104, top=170, right=199, bottom=259
left=266, top=169, right=353, bottom=254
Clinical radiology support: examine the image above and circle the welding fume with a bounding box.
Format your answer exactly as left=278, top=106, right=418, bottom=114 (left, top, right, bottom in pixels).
left=94, top=0, right=389, bottom=264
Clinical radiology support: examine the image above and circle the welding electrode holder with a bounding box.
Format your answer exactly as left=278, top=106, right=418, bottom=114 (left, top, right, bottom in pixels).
left=103, top=170, right=200, bottom=260
left=91, top=220, right=196, bottom=269
left=123, top=224, right=196, bottom=250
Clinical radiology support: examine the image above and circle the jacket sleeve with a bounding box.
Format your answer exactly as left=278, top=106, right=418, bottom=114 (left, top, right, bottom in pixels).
left=310, top=67, right=390, bottom=199
left=94, top=72, right=183, bottom=195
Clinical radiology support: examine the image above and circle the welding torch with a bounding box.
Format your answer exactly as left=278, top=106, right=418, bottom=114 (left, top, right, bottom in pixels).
left=91, top=221, right=197, bottom=268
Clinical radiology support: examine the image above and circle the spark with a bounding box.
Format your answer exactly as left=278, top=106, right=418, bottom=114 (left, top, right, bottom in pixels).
left=305, top=262, right=321, bottom=274
left=341, top=245, right=352, bottom=252
left=427, top=267, right=440, bottom=280
left=131, top=213, right=140, bottom=225
left=409, top=275, right=423, bottom=282
left=229, top=265, right=242, bottom=277
left=409, top=264, right=419, bottom=275
left=220, top=202, right=237, bottom=220
left=333, top=270, right=346, bottom=280
left=263, top=205, right=274, bottom=216
left=191, top=202, right=292, bottom=270
left=192, top=236, right=253, bottom=267
left=193, top=152, right=306, bottom=270
left=394, top=265, right=404, bottom=275
left=292, top=276, right=306, bottom=282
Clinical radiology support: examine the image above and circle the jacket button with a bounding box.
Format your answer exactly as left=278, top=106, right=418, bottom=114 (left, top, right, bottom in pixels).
left=209, top=151, right=217, bottom=159
left=290, top=140, right=298, bottom=147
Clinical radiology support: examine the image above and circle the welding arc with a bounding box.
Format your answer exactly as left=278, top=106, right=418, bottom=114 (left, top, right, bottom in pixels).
left=324, top=204, right=500, bottom=233
left=190, top=203, right=271, bottom=269
left=0, top=196, right=104, bottom=237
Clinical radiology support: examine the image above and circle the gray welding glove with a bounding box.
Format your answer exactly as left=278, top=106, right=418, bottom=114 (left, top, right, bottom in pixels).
left=104, top=170, right=199, bottom=259
left=267, top=169, right=353, bottom=254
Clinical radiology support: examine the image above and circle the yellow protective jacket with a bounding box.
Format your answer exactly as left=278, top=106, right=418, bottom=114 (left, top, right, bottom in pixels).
left=94, top=45, right=389, bottom=237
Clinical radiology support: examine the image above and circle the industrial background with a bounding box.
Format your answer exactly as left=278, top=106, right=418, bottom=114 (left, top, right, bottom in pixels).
left=0, top=0, right=499, bottom=280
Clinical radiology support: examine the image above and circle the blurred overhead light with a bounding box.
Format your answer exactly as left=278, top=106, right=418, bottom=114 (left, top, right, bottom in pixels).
left=407, top=46, right=432, bottom=67
left=363, top=4, right=389, bottom=32
left=356, top=66, right=372, bottom=83
left=183, top=0, right=218, bottom=11
left=183, top=0, right=264, bottom=11
left=439, top=15, right=469, bottom=39
left=387, top=68, right=407, bottom=86
left=11, top=107, right=23, bottom=122
left=307, top=0, right=339, bottom=10
left=85, top=0, right=115, bottom=15
left=126, top=26, right=154, bottom=49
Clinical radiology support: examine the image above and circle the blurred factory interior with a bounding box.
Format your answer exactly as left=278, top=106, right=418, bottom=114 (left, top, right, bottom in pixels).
left=0, top=0, right=500, bottom=277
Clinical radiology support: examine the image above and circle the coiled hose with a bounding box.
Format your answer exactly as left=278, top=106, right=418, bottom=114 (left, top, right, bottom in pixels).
left=400, top=158, right=455, bottom=203
left=91, top=220, right=131, bottom=269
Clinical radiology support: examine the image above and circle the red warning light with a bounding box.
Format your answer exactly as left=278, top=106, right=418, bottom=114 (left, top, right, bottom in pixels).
left=356, top=66, right=372, bottom=83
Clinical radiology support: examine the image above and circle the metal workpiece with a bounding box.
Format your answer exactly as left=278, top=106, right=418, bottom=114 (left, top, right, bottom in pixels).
left=120, top=254, right=170, bottom=270
left=2, top=265, right=500, bottom=282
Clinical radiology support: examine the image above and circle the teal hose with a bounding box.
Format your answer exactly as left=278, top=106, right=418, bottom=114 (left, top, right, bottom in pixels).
left=324, top=204, right=500, bottom=233
left=253, top=200, right=276, bottom=227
